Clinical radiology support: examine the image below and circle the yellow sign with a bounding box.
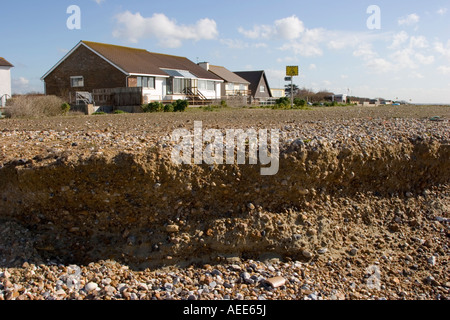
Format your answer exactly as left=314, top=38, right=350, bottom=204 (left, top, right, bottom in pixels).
left=286, top=66, right=299, bottom=77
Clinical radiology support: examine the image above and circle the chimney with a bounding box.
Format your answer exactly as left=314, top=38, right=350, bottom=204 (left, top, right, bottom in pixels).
left=198, top=62, right=210, bottom=71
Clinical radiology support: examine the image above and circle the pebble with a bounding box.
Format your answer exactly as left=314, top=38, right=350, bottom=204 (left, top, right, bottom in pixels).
left=166, top=225, right=179, bottom=233
left=85, top=282, right=98, bottom=292
left=264, top=276, right=286, bottom=288
left=428, top=256, right=437, bottom=266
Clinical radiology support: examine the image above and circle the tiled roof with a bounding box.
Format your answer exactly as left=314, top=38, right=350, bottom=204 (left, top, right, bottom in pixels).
left=208, top=65, right=250, bottom=84
left=234, top=71, right=272, bottom=96
left=82, top=41, right=221, bottom=80
left=0, top=57, right=13, bottom=67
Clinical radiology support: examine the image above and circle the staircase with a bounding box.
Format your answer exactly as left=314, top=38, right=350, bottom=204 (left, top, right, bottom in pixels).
left=75, top=92, right=94, bottom=105
left=0, top=94, right=11, bottom=117
left=184, top=87, right=210, bottom=106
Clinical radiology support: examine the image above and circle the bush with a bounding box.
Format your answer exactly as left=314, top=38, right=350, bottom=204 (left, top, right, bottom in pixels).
left=4, top=95, right=66, bottom=118
left=275, top=97, right=291, bottom=107
left=164, top=104, right=174, bottom=112
left=142, top=102, right=164, bottom=113
left=142, top=100, right=188, bottom=113
left=61, top=102, right=71, bottom=115
left=92, top=111, right=106, bottom=115
left=173, top=99, right=189, bottom=112
left=294, top=98, right=306, bottom=108
left=113, top=110, right=128, bottom=114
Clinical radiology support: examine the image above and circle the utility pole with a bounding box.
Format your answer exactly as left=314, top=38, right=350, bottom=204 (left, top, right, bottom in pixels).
left=286, top=66, right=299, bottom=109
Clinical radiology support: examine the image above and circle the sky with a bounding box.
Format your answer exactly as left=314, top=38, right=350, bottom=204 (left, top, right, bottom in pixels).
left=1, top=0, right=450, bottom=104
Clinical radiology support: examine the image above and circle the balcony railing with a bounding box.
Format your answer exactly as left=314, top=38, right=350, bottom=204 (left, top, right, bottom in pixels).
left=224, top=90, right=251, bottom=96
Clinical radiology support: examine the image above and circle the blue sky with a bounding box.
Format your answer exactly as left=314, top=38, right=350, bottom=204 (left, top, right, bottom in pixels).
left=1, top=0, right=450, bottom=103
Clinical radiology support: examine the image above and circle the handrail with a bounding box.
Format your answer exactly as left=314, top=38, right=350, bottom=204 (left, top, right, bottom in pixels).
left=1, top=94, right=11, bottom=107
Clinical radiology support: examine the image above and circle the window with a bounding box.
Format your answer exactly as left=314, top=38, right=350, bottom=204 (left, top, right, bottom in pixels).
left=167, top=78, right=189, bottom=95
left=137, top=76, right=155, bottom=89
left=199, top=80, right=215, bottom=91
left=71, top=76, right=84, bottom=88
left=260, top=85, right=265, bottom=93
left=227, top=83, right=234, bottom=91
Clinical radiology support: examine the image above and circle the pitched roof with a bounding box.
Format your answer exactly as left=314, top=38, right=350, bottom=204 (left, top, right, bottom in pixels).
left=234, top=71, right=272, bottom=97
left=0, top=57, right=13, bottom=67
left=42, top=41, right=221, bottom=81
left=208, top=65, right=250, bottom=84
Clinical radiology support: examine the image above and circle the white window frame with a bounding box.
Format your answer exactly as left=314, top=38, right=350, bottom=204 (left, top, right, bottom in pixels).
left=137, top=76, right=155, bottom=89
left=260, top=85, right=265, bottom=93
left=71, top=76, right=84, bottom=88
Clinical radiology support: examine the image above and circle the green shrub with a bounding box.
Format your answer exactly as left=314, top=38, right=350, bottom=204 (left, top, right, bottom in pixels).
left=61, top=102, right=71, bottom=114
left=202, top=105, right=220, bottom=112
left=173, top=99, right=189, bottom=112
left=275, top=97, right=290, bottom=106
left=143, top=102, right=164, bottom=113
left=92, top=111, right=106, bottom=115
left=294, top=98, right=306, bottom=108
left=113, top=110, right=127, bottom=114
left=164, top=104, right=174, bottom=112
left=220, top=100, right=228, bottom=108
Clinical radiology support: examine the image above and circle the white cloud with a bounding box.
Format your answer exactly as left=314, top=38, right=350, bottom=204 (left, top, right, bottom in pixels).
left=434, top=40, right=450, bottom=60
left=12, top=77, right=31, bottom=94
left=353, top=43, right=377, bottom=61
left=93, top=0, right=105, bottom=4
left=279, top=28, right=326, bottom=57
left=13, top=77, right=29, bottom=86
left=274, top=16, right=305, bottom=40
left=437, top=8, right=447, bottom=16
left=112, top=11, right=218, bottom=47
left=366, top=58, right=394, bottom=74
left=391, top=48, right=417, bottom=70
left=220, top=39, right=267, bottom=49
left=437, top=65, right=450, bottom=75
left=410, top=71, right=424, bottom=79
left=409, top=36, right=428, bottom=49
left=415, top=53, right=434, bottom=65
left=309, top=64, right=317, bottom=70
left=398, top=14, right=420, bottom=26
left=238, top=15, right=304, bottom=41
left=389, top=31, right=409, bottom=49
left=238, top=25, right=273, bottom=39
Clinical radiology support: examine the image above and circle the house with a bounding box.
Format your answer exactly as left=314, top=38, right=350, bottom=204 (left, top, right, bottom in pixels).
left=233, top=71, right=272, bottom=103
left=41, top=41, right=223, bottom=108
left=271, top=88, right=286, bottom=98
left=369, top=98, right=380, bottom=105
left=0, top=57, right=13, bottom=107
left=332, top=94, right=348, bottom=104
left=198, top=63, right=250, bottom=98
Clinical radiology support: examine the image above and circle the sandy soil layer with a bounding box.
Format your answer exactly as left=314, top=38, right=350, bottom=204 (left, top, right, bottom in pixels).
left=0, top=105, right=449, bottom=300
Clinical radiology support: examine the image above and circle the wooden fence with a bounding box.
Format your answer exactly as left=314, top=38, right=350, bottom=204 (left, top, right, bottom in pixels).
left=92, top=87, right=143, bottom=107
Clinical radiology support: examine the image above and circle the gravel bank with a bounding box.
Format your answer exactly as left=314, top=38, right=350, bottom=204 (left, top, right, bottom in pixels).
left=0, top=106, right=449, bottom=300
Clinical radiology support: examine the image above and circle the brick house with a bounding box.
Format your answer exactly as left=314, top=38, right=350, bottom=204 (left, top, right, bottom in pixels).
left=0, top=57, right=13, bottom=107
left=41, top=41, right=223, bottom=106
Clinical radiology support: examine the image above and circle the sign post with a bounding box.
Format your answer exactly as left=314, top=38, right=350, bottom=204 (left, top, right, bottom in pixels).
left=286, top=66, right=299, bottom=109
